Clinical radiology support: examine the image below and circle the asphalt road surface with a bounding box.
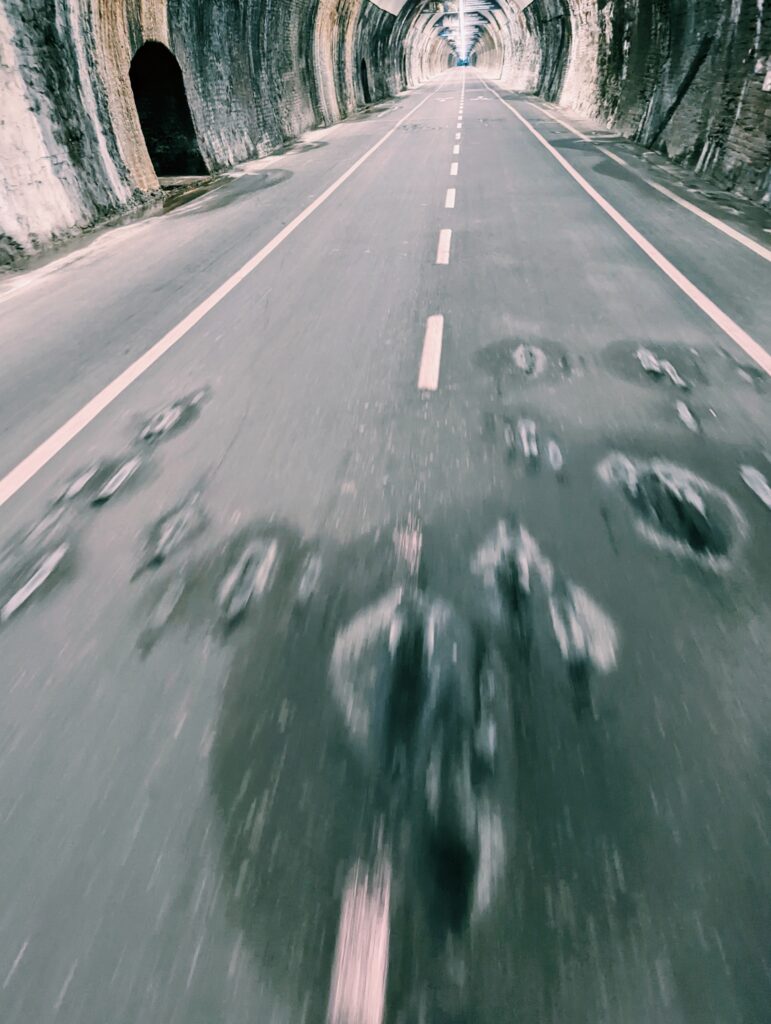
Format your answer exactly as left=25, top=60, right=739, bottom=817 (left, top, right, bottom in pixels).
left=0, top=70, right=770, bottom=1024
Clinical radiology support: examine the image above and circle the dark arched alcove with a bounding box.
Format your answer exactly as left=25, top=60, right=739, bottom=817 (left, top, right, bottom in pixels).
left=360, top=59, right=372, bottom=104
left=129, top=42, right=207, bottom=176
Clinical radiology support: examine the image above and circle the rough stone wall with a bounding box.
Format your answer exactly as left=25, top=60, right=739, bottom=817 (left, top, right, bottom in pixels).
left=493, top=0, right=771, bottom=204
left=0, top=0, right=452, bottom=265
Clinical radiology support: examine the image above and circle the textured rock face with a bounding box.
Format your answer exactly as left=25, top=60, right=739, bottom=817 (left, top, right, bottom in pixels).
left=477, top=0, right=771, bottom=205
left=0, top=0, right=451, bottom=263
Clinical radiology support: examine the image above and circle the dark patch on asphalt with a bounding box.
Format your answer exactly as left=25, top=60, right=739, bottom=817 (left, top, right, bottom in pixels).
left=483, top=411, right=565, bottom=479
left=200, top=517, right=522, bottom=1022
left=135, top=522, right=307, bottom=651
left=474, top=338, right=571, bottom=394
left=56, top=455, right=143, bottom=506
left=601, top=340, right=708, bottom=389
left=0, top=506, right=75, bottom=624
left=218, top=537, right=280, bottom=626
left=592, top=157, right=639, bottom=182
left=138, top=388, right=209, bottom=444
left=547, top=136, right=589, bottom=151
left=598, top=454, right=747, bottom=567
left=138, top=490, right=207, bottom=572
left=636, top=346, right=690, bottom=389
left=91, top=455, right=143, bottom=505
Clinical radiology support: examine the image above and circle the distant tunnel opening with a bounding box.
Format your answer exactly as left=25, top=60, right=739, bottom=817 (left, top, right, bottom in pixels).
left=129, top=42, right=207, bottom=177
left=360, top=59, right=372, bottom=104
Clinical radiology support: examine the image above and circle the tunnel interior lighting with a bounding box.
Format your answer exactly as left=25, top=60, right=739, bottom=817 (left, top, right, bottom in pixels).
left=438, top=0, right=498, bottom=63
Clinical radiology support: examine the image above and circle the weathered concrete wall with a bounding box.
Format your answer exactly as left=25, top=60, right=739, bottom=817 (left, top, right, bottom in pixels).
left=484, top=0, right=771, bottom=205
left=0, top=0, right=451, bottom=264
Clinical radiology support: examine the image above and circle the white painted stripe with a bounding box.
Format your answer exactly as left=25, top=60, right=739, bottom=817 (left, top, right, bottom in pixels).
left=327, top=860, right=390, bottom=1024
left=646, top=179, right=771, bottom=261
left=450, top=162, right=459, bottom=176
left=445, top=188, right=456, bottom=209
left=0, top=83, right=446, bottom=509
left=418, top=315, right=444, bottom=390
left=482, top=78, right=771, bottom=375
left=453, top=144, right=460, bottom=155
left=528, top=101, right=771, bottom=263
left=455, top=132, right=461, bottom=140
left=436, top=229, right=452, bottom=265
left=596, top=145, right=629, bottom=168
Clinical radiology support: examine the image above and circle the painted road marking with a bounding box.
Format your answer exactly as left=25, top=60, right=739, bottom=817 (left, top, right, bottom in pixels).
left=597, top=145, right=628, bottom=168
left=436, top=229, right=452, bottom=265
left=453, top=144, right=460, bottom=155
left=445, top=188, right=456, bottom=209
left=450, top=162, right=459, bottom=176
left=418, top=315, right=444, bottom=391
left=481, top=77, right=771, bottom=376
left=527, top=100, right=771, bottom=263
left=455, top=132, right=461, bottom=140
left=327, top=860, right=391, bottom=1024
left=0, top=83, right=448, bottom=508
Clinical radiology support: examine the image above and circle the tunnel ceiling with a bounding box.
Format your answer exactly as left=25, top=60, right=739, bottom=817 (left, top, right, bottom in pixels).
left=402, top=0, right=507, bottom=61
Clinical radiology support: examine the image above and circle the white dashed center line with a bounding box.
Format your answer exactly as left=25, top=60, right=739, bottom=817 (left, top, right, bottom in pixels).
left=450, top=162, right=459, bottom=176
left=453, top=144, right=460, bottom=155
left=445, top=188, right=456, bottom=209
left=327, top=860, right=391, bottom=1024
left=455, top=132, right=461, bottom=140
left=418, top=315, right=444, bottom=391
left=436, top=229, right=452, bottom=265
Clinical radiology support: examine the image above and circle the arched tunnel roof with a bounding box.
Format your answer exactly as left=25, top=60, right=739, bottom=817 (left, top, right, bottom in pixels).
left=395, top=0, right=509, bottom=63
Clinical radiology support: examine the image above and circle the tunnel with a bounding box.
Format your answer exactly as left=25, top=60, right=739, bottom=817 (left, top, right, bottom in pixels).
left=1, top=3, right=771, bottom=1023
left=129, top=42, right=207, bottom=177
left=360, top=58, right=372, bottom=103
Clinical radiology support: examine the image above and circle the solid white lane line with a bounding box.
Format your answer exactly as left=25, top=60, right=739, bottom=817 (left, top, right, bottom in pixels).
left=418, top=315, right=444, bottom=391
left=445, top=188, right=456, bottom=209
left=453, top=144, right=460, bottom=155
left=645, top=179, right=771, bottom=261
left=0, top=82, right=447, bottom=509
left=528, top=100, right=771, bottom=263
left=436, top=229, right=452, bottom=265
left=596, top=145, right=629, bottom=168
left=450, top=162, right=459, bottom=176
left=482, top=78, right=771, bottom=375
